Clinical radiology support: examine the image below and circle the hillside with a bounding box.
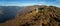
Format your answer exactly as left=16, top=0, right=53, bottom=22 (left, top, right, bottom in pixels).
left=0, top=5, right=60, bottom=26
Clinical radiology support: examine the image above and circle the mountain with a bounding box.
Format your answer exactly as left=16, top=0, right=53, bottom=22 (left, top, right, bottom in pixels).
left=0, top=5, right=60, bottom=26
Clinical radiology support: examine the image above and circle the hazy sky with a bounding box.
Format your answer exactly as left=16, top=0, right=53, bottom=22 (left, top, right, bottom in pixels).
left=0, top=0, right=60, bottom=7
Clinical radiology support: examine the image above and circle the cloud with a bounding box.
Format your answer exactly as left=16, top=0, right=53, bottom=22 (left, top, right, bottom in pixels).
left=35, top=2, right=46, bottom=5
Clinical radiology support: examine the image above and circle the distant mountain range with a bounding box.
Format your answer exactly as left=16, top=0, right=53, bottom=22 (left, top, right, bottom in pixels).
left=0, top=6, right=24, bottom=23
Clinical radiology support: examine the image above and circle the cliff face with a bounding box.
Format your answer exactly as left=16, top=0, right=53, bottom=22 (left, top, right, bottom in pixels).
left=0, top=5, right=60, bottom=26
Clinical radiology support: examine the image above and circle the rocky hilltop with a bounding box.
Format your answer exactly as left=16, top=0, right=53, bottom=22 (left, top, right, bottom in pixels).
left=0, top=5, right=60, bottom=26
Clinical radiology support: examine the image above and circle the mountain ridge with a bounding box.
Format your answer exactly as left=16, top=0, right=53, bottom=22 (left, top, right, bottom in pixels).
left=0, top=5, right=60, bottom=26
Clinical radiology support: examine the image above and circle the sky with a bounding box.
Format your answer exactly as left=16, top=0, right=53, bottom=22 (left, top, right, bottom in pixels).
left=0, top=0, right=60, bottom=7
